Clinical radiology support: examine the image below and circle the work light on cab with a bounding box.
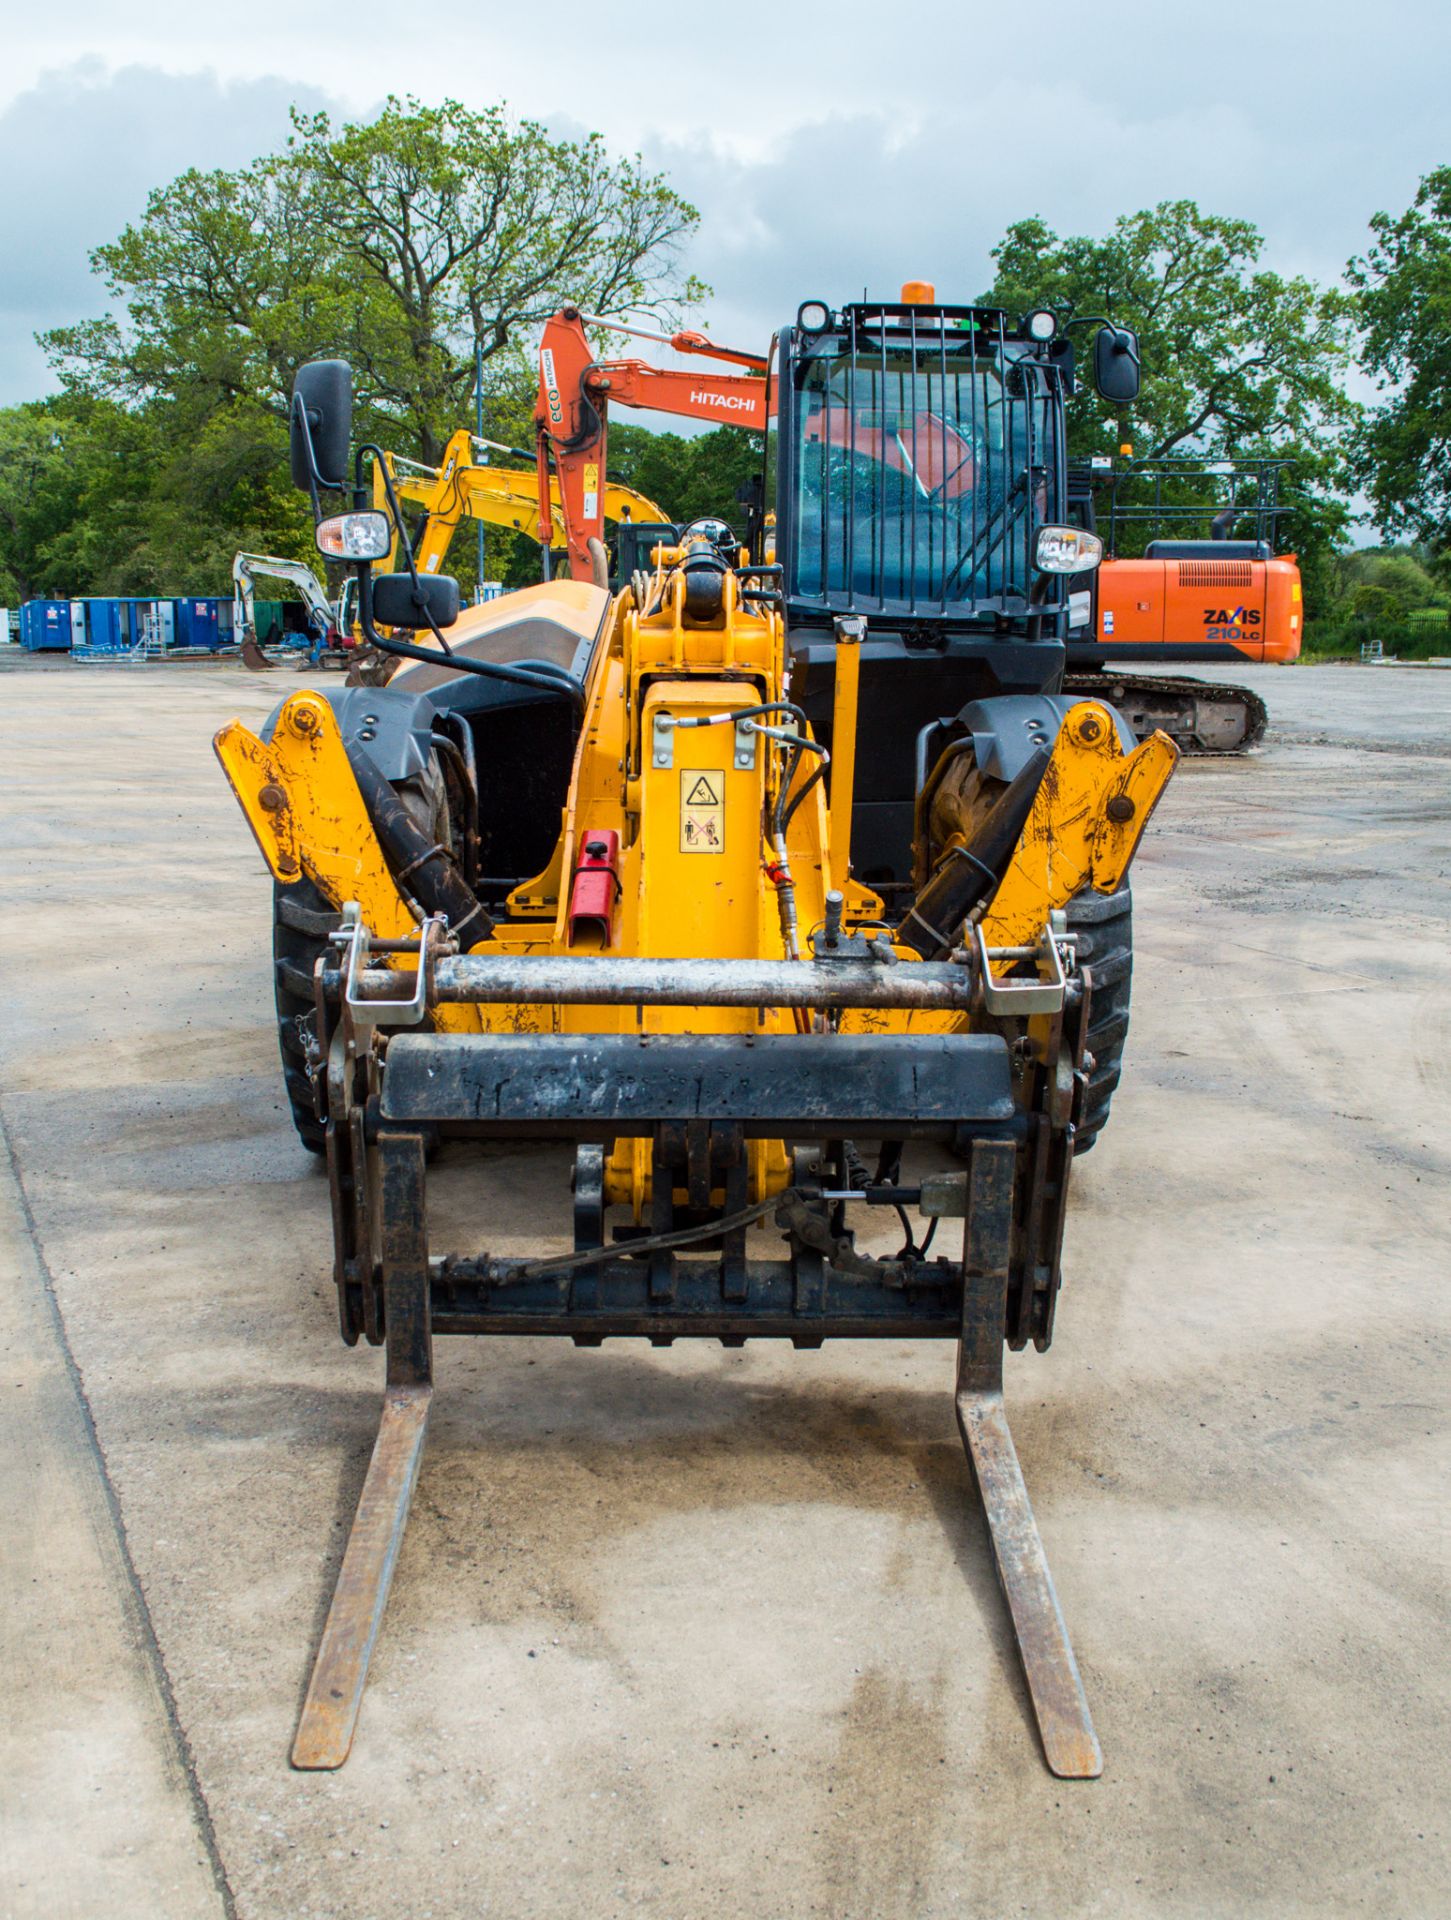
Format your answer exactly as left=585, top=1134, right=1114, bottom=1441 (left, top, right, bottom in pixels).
left=1035, top=525, right=1103, bottom=574
left=315, top=510, right=392, bottom=561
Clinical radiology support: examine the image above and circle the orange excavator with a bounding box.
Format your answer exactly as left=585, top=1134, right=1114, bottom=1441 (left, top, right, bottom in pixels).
left=1062, top=456, right=1303, bottom=752
left=534, top=309, right=768, bottom=585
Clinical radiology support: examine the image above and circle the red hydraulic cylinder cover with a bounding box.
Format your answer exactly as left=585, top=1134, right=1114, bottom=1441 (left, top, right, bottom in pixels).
left=568, top=828, right=622, bottom=947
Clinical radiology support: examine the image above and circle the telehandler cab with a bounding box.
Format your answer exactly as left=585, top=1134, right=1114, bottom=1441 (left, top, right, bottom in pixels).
left=215, top=286, right=1177, bottom=1779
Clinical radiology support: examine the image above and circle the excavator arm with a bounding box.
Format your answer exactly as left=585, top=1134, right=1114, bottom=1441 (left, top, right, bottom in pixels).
left=536, top=306, right=769, bottom=582
left=232, top=552, right=339, bottom=671
left=374, top=427, right=672, bottom=582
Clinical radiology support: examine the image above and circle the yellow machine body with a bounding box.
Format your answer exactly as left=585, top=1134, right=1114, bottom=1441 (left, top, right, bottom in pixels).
left=242, top=310, right=1188, bottom=1789
left=217, top=556, right=1176, bottom=1215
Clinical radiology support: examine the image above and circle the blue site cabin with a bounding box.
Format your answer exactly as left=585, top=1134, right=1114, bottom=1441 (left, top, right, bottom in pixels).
left=20, top=600, right=72, bottom=650
left=84, top=597, right=155, bottom=651
left=173, top=597, right=223, bottom=649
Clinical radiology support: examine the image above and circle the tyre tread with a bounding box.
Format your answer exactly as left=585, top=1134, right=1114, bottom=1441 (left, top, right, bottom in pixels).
left=1066, top=885, right=1134, bottom=1154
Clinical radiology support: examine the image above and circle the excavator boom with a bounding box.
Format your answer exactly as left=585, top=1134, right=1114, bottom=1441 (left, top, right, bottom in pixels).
left=374, top=427, right=671, bottom=580
left=536, top=306, right=768, bottom=580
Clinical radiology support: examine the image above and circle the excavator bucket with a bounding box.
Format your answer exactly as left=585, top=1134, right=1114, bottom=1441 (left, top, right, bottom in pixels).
left=239, top=628, right=280, bottom=671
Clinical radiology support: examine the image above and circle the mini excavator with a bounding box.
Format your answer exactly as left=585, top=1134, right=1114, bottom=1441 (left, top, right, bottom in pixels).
left=215, top=286, right=1178, bottom=1779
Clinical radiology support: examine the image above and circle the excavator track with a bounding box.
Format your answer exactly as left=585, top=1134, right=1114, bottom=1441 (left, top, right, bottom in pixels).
left=1064, top=671, right=1268, bottom=756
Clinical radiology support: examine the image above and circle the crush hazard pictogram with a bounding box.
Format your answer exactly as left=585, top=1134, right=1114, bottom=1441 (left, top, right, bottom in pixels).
left=680, top=770, right=724, bottom=852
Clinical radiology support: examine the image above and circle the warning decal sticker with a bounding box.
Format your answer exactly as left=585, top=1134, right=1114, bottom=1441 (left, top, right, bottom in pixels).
left=680, top=770, right=725, bottom=853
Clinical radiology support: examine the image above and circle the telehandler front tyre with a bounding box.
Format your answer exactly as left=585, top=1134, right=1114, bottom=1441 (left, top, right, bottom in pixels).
left=1064, top=883, right=1133, bottom=1156
left=272, top=875, right=339, bottom=1153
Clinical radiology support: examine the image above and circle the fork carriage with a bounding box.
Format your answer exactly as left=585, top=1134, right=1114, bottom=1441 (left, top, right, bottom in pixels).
left=290, top=910, right=1101, bottom=1779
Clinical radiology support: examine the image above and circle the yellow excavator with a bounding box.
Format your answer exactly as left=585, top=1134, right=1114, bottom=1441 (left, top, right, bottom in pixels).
left=215, top=288, right=1177, bottom=1781
left=374, top=425, right=671, bottom=578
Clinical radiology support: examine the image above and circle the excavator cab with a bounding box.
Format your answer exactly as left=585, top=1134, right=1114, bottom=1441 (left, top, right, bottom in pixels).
left=611, top=517, right=680, bottom=583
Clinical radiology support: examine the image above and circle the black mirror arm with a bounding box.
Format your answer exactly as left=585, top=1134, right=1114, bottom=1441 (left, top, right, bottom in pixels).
left=352, top=598, right=587, bottom=714
left=358, top=442, right=455, bottom=658
left=1062, top=314, right=1140, bottom=361
left=350, top=442, right=584, bottom=710
left=292, top=393, right=330, bottom=523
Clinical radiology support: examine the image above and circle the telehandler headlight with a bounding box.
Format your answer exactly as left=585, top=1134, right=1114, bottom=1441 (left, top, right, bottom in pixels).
left=1034, top=525, right=1103, bottom=574
left=316, top=510, right=392, bottom=562
left=1025, top=309, right=1058, bottom=341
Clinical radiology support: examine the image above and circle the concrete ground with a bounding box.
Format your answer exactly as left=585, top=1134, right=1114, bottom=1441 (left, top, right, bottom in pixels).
left=1, top=659, right=1447, bottom=1919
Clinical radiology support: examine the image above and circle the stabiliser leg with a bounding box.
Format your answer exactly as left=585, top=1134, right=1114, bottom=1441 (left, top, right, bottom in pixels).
left=954, top=1140, right=1103, bottom=1780
left=292, top=1133, right=433, bottom=1770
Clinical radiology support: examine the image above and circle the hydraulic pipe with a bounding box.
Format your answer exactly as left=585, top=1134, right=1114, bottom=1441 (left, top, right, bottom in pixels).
left=828, top=616, right=864, bottom=893
left=339, top=954, right=977, bottom=1012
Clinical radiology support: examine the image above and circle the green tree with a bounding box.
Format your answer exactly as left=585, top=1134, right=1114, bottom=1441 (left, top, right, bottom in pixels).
left=42, top=98, right=705, bottom=466
left=606, top=424, right=761, bottom=527
left=21, top=98, right=706, bottom=598
left=1348, top=166, right=1451, bottom=544
left=979, top=201, right=1357, bottom=594
left=0, top=405, right=75, bottom=600
left=0, top=392, right=321, bottom=600
left=0, top=397, right=160, bottom=599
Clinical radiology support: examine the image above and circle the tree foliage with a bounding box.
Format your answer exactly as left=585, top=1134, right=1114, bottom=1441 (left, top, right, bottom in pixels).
left=42, top=97, right=705, bottom=463
left=606, top=424, right=760, bottom=527
left=1301, top=544, right=1451, bottom=659
left=1348, top=166, right=1451, bottom=545
left=8, top=98, right=705, bottom=599
left=979, top=201, right=1357, bottom=596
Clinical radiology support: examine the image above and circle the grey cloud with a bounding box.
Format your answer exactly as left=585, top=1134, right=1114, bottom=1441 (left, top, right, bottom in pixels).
left=2, top=13, right=1446, bottom=410
left=645, top=76, right=1445, bottom=354
left=0, top=60, right=335, bottom=402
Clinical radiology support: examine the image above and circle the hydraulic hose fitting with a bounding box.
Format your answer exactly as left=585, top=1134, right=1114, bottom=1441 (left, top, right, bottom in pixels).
left=765, top=835, right=801, bottom=962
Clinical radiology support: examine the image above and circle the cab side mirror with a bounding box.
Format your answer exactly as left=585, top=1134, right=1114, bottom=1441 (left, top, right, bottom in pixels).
left=1093, top=326, right=1140, bottom=404
left=290, top=360, right=353, bottom=492
left=371, top=572, right=461, bottom=631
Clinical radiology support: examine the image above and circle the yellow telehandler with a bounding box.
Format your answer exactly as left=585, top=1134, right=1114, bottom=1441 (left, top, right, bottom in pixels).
left=215, top=288, right=1175, bottom=1780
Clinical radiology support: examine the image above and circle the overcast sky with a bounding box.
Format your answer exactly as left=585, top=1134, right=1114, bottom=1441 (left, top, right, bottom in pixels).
left=2, top=1, right=1447, bottom=407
